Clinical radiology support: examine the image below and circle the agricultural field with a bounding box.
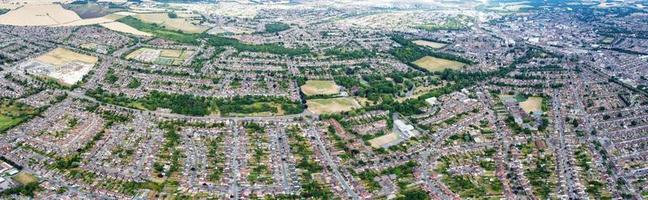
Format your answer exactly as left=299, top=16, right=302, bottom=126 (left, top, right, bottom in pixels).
left=519, top=96, right=543, bottom=113
left=412, top=56, right=465, bottom=72
left=306, top=97, right=361, bottom=114
left=63, top=2, right=124, bottom=19
left=413, top=40, right=447, bottom=49
left=0, top=4, right=81, bottom=26
left=0, top=100, right=37, bottom=133
left=100, top=21, right=152, bottom=36
left=300, top=80, right=340, bottom=96
left=27, top=47, right=98, bottom=85
left=126, top=48, right=194, bottom=66
left=133, top=13, right=207, bottom=33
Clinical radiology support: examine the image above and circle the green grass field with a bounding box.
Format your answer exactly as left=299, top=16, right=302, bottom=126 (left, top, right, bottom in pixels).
left=13, top=172, right=38, bottom=185
left=412, top=56, right=465, bottom=72
left=0, top=100, right=37, bottom=133
left=306, top=97, right=361, bottom=114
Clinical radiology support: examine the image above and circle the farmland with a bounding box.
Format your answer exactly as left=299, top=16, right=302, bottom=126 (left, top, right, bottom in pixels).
left=100, top=22, right=152, bottom=36
left=0, top=4, right=80, bottom=26
left=133, top=13, right=207, bottom=34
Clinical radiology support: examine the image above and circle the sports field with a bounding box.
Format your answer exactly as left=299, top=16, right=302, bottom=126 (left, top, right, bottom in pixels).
left=306, top=97, right=361, bottom=114
left=519, top=97, right=543, bottom=113
left=13, top=172, right=38, bottom=185
left=369, top=132, right=401, bottom=148
left=412, top=56, right=465, bottom=72
left=126, top=48, right=194, bottom=65
left=300, top=80, right=339, bottom=96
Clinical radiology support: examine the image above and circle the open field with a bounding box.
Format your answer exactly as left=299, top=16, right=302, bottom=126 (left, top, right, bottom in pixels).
left=306, top=97, right=361, bottom=114
left=519, top=97, right=543, bottom=113
left=126, top=48, right=194, bottom=65
left=13, top=172, right=38, bottom=185
left=0, top=3, right=147, bottom=36
left=0, top=100, right=37, bottom=133
left=0, top=4, right=80, bottom=26
left=300, top=80, right=339, bottom=96
left=369, top=132, right=401, bottom=148
left=413, top=40, right=447, bottom=49
left=412, top=56, right=465, bottom=72
left=134, top=13, right=207, bottom=33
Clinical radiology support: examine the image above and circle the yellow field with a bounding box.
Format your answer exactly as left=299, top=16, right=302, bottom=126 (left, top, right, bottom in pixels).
left=0, top=4, right=80, bottom=26
left=13, top=172, right=38, bottom=185
left=300, top=80, right=339, bottom=96
left=413, top=40, right=447, bottom=49
left=369, top=132, right=400, bottom=148
left=134, top=13, right=207, bottom=33
left=100, top=21, right=152, bottom=36
left=306, top=97, right=361, bottom=114
left=519, top=97, right=543, bottom=113
left=412, top=56, right=465, bottom=72
left=36, top=48, right=98, bottom=66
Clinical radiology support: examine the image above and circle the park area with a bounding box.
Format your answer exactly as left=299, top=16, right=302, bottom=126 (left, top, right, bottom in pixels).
left=413, top=40, right=447, bottom=49
left=300, top=80, right=340, bottom=96
left=126, top=48, right=194, bottom=66
left=306, top=97, right=361, bottom=114
left=412, top=56, right=465, bottom=72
